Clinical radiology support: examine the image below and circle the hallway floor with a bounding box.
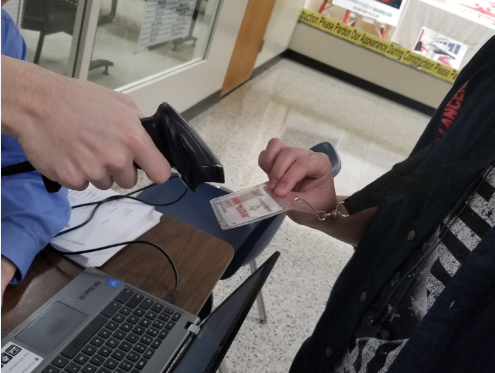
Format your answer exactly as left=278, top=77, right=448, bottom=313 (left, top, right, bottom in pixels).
left=128, top=58, right=431, bottom=372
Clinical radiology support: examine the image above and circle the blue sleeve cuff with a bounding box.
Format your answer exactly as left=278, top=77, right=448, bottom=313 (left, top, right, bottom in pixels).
left=1, top=223, right=38, bottom=284
left=1, top=173, right=70, bottom=284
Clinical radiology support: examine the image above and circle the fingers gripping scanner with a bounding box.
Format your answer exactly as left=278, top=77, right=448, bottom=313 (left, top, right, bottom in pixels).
left=1, top=103, right=225, bottom=192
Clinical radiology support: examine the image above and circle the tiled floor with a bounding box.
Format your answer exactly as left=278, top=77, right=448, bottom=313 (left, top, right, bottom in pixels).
left=117, top=58, right=431, bottom=372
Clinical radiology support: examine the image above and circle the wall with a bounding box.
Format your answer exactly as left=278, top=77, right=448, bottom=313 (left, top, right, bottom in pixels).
left=124, top=0, right=250, bottom=116
left=289, top=22, right=453, bottom=108
left=255, top=0, right=306, bottom=68
left=124, top=0, right=307, bottom=115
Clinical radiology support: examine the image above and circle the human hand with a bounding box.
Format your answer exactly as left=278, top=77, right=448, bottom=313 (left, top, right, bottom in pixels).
left=1, top=256, right=17, bottom=306
left=258, top=138, right=338, bottom=226
left=2, top=57, right=171, bottom=190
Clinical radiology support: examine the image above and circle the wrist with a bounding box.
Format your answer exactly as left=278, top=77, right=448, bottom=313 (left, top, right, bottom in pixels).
left=1, top=57, right=51, bottom=139
left=292, top=195, right=350, bottom=231
left=289, top=202, right=339, bottom=229
left=1, top=256, right=17, bottom=293
left=2, top=57, right=25, bottom=137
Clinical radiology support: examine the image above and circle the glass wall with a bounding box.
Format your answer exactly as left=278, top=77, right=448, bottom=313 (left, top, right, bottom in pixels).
left=88, top=0, right=221, bottom=90
left=4, top=0, right=221, bottom=91
left=4, top=0, right=85, bottom=77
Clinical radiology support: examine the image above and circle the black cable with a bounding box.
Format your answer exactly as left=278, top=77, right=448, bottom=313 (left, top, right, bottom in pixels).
left=51, top=240, right=178, bottom=302
left=53, top=177, right=188, bottom=303
left=71, top=190, right=188, bottom=210
left=55, top=177, right=187, bottom=237
left=55, top=201, right=105, bottom=237
left=1, top=161, right=36, bottom=176
left=71, top=182, right=161, bottom=209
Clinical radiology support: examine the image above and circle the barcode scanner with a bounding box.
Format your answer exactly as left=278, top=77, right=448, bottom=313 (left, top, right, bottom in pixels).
left=140, top=103, right=224, bottom=191
left=1, top=103, right=225, bottom=192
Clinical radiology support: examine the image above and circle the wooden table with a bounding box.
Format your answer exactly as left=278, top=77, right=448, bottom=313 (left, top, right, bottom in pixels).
left=1, top=216, right=233, bottom=337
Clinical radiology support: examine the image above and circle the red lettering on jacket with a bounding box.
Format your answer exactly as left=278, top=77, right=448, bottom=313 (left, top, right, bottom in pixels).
left=447, top=101, right=461, bottom=110
left=453, top=92, right=465, bottom=101
left=441, top=118, right=453, bottom=129
left=435, top=82, right=467, bottom=143
left=443, top=107, right=457, bottom=121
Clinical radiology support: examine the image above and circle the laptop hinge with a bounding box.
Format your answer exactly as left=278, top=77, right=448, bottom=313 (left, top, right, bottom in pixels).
left=187, top=324, right=201, bottom=336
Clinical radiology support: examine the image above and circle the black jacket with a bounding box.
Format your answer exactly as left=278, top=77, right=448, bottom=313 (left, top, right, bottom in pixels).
left=290, top=37, right=495, bottom=373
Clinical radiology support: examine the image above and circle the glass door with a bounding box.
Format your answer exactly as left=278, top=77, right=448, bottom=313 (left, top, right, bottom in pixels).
left=82, top=0, right=221, bottom=91
left=4, top=0, right=222, bottom=90
left=3, top=0, right=87, bottom=77
left=4, top=0, right=244, bottom=117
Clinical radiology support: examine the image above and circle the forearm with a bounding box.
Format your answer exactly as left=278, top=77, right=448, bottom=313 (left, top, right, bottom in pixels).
left=1, top=56, right=76, bottom=139
left=297, top=196, right=376, bottom=247
left=1, top=56, right=44, bottom=138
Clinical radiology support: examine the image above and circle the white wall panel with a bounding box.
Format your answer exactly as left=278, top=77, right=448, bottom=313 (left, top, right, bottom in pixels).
left=255, top=0, right=305, bottom=68
left=123, top=0, right=249, bottom=116
left=289, top=22, right=452, bottom=108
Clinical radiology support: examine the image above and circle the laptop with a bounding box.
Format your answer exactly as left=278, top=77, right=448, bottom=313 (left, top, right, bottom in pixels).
left=1, top=252, right=280, bottom=373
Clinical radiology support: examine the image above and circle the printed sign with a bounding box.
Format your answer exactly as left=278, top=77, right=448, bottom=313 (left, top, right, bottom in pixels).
left=461, top=1, right=495, bottom=18
left=299, top=9, right=460, bottom=83
left=136, top=0, right=195, bottom=52
left=1, top=343, right=43, bottom=373
left=446, top=0, right=495, bottom=19
left=332, top=0, right=407, bottom=26
left=414, top=27, right=468, bottom=70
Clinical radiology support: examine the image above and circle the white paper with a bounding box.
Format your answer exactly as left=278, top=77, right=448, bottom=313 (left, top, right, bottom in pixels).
left=51, top=184, right=162, bottom=267
left=332, top=0, right=408, bottom=27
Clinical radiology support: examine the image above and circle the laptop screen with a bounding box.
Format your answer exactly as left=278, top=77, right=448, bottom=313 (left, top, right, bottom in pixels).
left=172, top=252, right=280, bottom=373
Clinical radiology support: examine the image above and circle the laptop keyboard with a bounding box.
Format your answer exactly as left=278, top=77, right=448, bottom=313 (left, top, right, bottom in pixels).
left=41, top=288, right=183, bottom=373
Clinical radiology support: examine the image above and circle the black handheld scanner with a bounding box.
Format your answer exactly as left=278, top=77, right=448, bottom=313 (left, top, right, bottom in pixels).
left=140, top=103, right=225, bottom=191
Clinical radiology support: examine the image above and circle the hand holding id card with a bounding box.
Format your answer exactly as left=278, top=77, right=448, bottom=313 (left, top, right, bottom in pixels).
left=210, top=183, right=346, bottom=229
left=210, top=183, right=290, bottom=229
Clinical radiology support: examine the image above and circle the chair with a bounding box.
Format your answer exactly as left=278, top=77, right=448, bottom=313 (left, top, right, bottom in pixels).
left=311, top=141, right=341, bottom=176
left=138, top=142, right=341, bottom=323
left=21, top=0, right=116, bottom=73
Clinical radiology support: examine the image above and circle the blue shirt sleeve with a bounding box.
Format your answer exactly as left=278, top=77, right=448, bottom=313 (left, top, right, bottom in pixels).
left=1, top=8, right=71, bottom=284
left=1, top=9, right=27, bottom=60
left=1, top=163, right=71, bottom=284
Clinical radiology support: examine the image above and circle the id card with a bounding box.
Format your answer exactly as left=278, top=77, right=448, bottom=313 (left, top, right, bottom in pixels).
left=210, top=183, right=288, bottom=229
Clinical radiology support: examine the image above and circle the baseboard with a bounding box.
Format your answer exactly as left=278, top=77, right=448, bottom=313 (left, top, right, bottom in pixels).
left=180, top=90, right=221, bottom=122
left=181, top=54, right=286, bottom=121
left=251, top=53, right=286, bottom=80
left=285, top=49, right=437, bottom=116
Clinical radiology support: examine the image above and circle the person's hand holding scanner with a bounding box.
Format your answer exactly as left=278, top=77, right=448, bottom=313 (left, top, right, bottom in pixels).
left=1, top=56, right=171, bottom=190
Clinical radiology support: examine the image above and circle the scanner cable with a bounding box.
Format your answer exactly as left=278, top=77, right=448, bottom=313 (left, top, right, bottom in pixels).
left=52, top=176, right=187, bottom=303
